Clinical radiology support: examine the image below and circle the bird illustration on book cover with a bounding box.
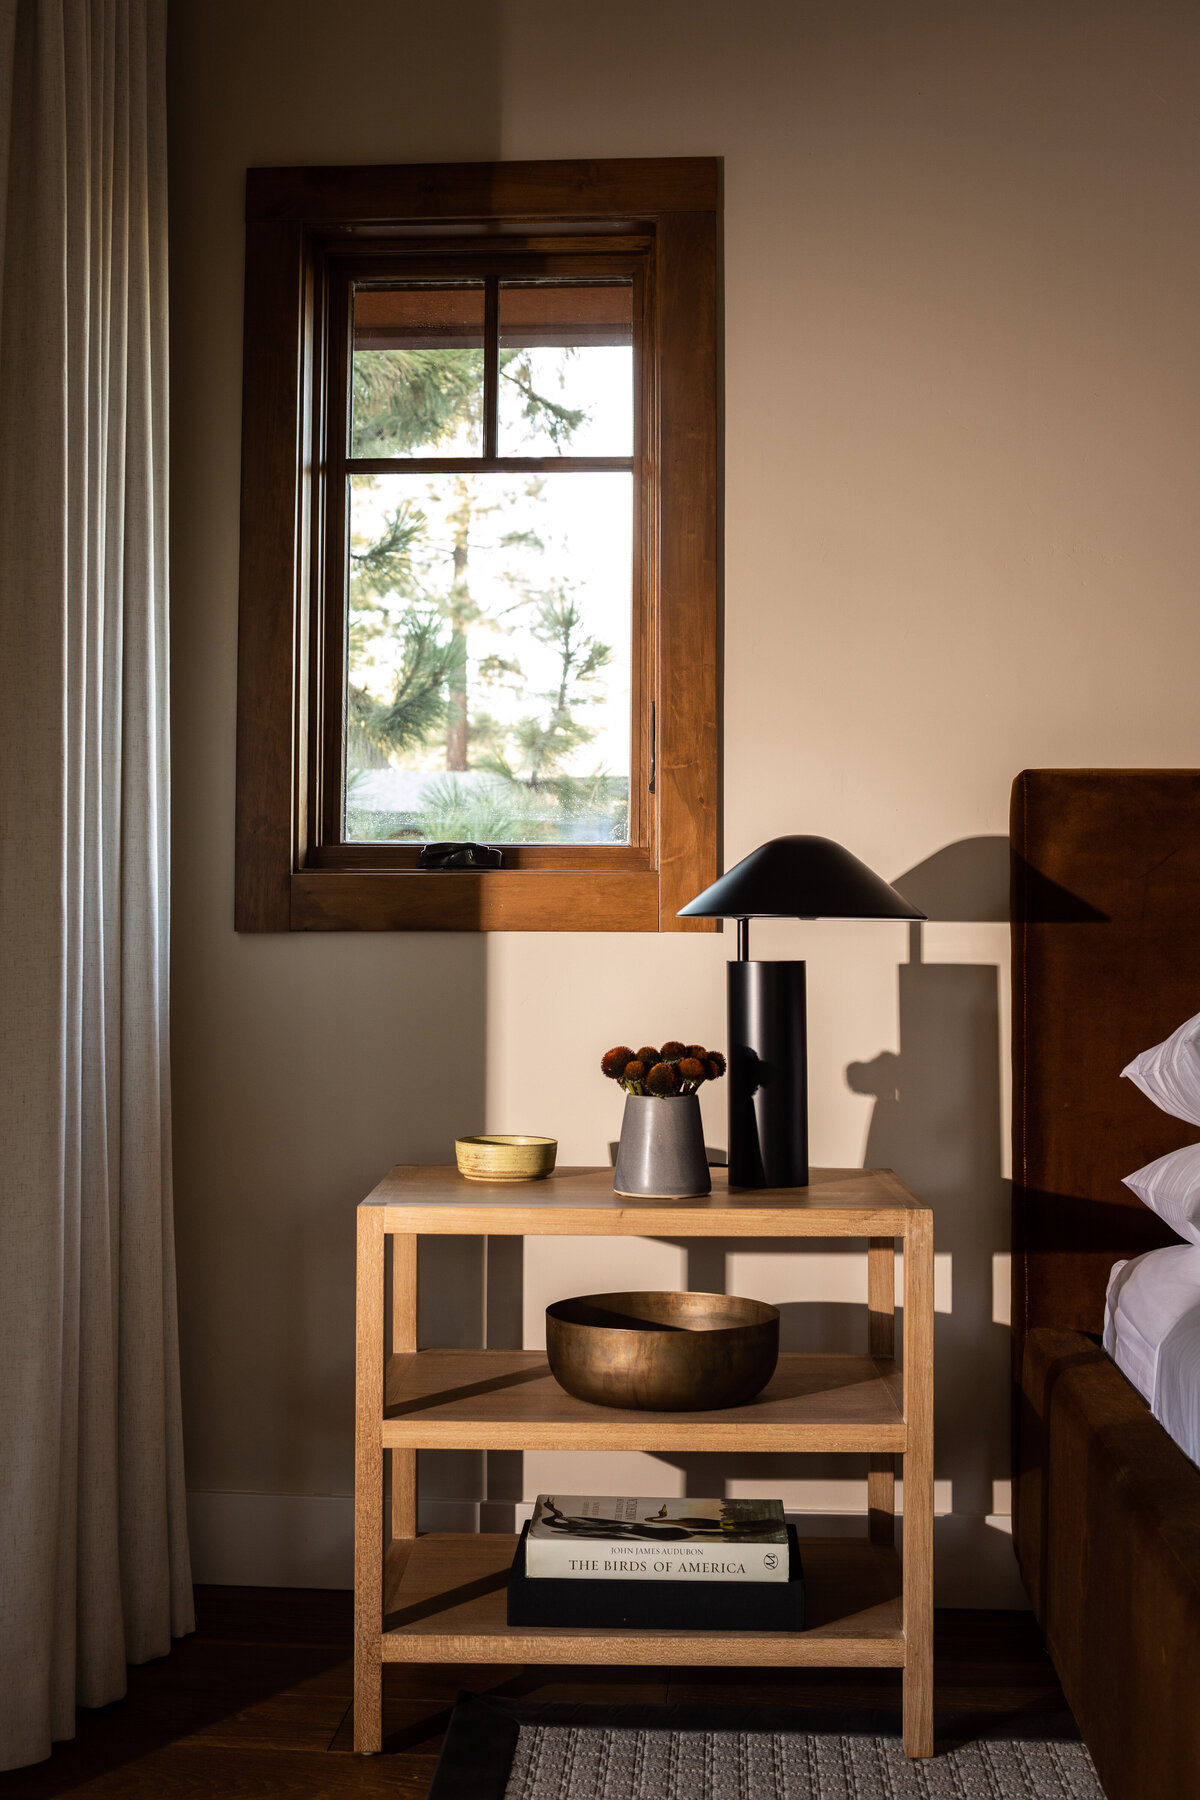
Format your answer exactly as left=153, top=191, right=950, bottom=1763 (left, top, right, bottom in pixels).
left=533, top=1495, right=784, bottom=1544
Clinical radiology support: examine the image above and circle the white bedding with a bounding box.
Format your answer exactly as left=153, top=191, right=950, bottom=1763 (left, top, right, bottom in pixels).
left=1104, top=1245, right=1200, bottom=1468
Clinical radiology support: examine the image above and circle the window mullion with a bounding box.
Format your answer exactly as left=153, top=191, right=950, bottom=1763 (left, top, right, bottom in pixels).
left=317, top=269, right=353, bottom=857
left=483, top=275, right=499, bottom=458
left=345, top=456, right=635, bottom=476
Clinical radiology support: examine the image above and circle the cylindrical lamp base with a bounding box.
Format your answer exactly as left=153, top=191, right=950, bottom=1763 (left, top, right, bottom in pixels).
left=727, top=960, right=809, bottom=1188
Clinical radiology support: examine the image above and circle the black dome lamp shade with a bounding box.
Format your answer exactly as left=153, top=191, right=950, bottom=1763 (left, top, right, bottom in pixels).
left=679, top=837, right=925, bottom=1189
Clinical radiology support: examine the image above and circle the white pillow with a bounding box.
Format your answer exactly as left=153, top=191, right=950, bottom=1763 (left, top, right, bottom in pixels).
left=1104, top=1245, right=1200, bottom=1426
left=1122, top=1010, right=1200, bottom=1127
left=1123, top=1142, right=1200, bottom=1247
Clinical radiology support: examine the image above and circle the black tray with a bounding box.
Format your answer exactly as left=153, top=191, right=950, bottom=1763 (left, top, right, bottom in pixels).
left=506, top=1522, right=804, bottom=1630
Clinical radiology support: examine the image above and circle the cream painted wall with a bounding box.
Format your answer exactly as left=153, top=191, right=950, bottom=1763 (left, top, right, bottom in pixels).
left=169, top=0, right=1200, bottom=1603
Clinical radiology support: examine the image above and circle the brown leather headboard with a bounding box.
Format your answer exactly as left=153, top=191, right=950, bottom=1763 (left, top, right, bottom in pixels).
left=1012, top=770, right=1200, bottom=1347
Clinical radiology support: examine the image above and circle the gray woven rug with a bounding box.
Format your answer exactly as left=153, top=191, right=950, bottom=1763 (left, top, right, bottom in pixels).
left=502, top=1724, right=1103, bottom=1800
left=426, top=1694, right=1103, bottom=1800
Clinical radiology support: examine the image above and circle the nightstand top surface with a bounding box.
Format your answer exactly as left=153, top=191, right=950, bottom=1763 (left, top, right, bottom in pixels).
left=359, top=1165, right=928, bottom=1237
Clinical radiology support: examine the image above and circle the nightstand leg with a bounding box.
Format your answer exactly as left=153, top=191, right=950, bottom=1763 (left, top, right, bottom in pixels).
left=867, top=1239, right=896, bottom=1547
left=902, top=1216, right=934, bottom=1758
left=355, top=1208, right=385, bottom=1754
left=391, top=1233, right=418, bottom=1539
left=867, top=1455, right=895, bottom=1547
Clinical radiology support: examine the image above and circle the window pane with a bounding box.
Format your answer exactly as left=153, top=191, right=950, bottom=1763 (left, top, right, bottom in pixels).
left=351, top=284, right=485, bottom=457
left=497, top=283, right=633, bottom=457
left=345, top=470, right=632, bottom=845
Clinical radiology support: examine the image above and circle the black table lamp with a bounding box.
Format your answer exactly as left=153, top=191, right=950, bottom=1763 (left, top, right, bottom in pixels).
left=678, top=836, right=925, bottom=1188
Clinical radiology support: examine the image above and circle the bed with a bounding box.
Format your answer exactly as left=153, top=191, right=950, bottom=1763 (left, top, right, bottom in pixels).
left=1011, top=769, right=1200, bottom=1800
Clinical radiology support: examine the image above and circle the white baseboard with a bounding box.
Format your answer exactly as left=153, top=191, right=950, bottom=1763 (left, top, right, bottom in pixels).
left=186, top=1491, right=486, bottom=1587
left=186, top=1490, right=355, bottom=1588
left=931, top=1513, right=1027, bottom=1609
left=187, top=1490, right=1028, bottom=1606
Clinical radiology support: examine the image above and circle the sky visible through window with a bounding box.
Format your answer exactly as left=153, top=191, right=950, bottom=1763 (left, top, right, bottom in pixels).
left=345, top=306, right=634, bottom=847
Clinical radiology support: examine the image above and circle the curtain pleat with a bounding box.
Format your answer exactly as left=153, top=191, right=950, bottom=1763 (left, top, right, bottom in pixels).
left=0, top=0, right=192, bottom=1769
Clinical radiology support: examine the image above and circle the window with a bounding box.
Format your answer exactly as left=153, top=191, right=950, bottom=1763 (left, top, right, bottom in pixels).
left=343, top=278, right=635, bottom=852
left=235, top=159, right=719, bottom=932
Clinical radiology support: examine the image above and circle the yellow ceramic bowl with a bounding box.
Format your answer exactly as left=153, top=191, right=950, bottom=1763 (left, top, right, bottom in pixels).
left=455, top=1134, right=557, bottom=1183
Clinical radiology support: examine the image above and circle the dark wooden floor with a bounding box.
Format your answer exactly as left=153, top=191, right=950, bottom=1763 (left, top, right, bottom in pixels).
left=0, top=1588, right=1070, bottom=1799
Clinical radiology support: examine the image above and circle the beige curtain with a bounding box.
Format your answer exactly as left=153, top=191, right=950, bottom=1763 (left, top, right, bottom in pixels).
left=0, top=0, right=192, bottom=1771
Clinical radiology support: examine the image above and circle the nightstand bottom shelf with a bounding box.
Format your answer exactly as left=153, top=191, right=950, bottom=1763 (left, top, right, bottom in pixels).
left=379, top=1532, right=906, bottom=1667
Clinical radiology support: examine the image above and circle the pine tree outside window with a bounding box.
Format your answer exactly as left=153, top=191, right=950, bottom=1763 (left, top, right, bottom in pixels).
left=235, top=159, right=718, bottom=933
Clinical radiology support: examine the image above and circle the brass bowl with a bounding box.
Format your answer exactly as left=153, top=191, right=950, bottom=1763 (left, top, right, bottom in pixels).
left=546, top=1290, right=779, bottom=1411
left=455, top=1134, right=557, bottom=1182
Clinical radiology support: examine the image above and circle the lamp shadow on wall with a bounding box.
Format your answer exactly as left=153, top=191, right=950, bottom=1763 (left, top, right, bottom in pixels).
left=846, top=836, right=1012, bottom=1527
left=660, top=836, right=1013, bottom=1531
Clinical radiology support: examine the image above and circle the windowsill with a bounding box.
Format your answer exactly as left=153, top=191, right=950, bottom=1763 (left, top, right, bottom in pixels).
left=282, top=867, right=717, bottom=932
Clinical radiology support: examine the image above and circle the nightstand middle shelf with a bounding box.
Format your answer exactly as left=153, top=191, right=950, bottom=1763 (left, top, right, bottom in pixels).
left=382, top=1348, right=906, bottom=1452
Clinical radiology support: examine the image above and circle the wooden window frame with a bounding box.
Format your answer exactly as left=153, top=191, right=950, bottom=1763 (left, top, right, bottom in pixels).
left=235, top=158, right=719, bottom=932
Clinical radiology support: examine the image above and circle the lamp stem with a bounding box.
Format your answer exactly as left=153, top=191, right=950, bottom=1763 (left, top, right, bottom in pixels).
left=736, top=917, right=750, bottom=961
left=727, top=960, right=809, bottom=1188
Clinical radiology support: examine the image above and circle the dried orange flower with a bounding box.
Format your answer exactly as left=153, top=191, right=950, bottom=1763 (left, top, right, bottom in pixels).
left=645, top=1060, right=680, bottom=1096
left=659, top=1040, right=688, bottom=1061
left=600, top=1046, right=636, bottom=1079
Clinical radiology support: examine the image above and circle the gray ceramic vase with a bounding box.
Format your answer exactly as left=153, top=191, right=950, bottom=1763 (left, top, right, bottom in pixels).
left=613, top=1093, right=711, bottom=1199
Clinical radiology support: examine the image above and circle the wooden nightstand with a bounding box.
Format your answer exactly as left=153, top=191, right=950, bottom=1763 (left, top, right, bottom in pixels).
left=354, top=1165, right=934, bottom=1756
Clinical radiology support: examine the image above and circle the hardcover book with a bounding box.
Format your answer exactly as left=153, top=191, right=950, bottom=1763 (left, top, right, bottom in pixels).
left=525, top=1495, right=789, bottom=1582
left=508, top=1523, right=805, bottom=1630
